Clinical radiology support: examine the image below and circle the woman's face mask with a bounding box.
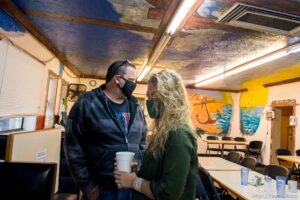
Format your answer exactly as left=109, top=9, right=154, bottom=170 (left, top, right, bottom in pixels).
left=146, top=99, right=161, bottom=119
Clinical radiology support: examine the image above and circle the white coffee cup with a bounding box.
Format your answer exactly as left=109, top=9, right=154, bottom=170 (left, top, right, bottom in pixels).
left=116, top=152, right=135, bottom=173
left=288, top=180, right=297, bottom=193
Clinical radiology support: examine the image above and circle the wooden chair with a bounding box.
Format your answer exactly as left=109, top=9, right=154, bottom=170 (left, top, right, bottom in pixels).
left=206, top=135, right=221, bottom=156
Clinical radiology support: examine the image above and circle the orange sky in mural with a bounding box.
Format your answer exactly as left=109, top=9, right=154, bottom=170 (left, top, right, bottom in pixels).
left=188, top=93, right=225, bottom=134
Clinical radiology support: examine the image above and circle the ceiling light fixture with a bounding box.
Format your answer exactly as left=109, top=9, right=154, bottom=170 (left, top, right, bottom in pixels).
left=137, top=65, right=151, bottom=82
left=166, top=0, right=196, bottom=35
left=287, top=44, right=300, bottom=54
left=195, top=74, right=225, bottom=87
left=195, top=42, right=300, bottom=87
left=225, top=51, right=287, bottom=77
left=137, top=0, right=196, bottom=82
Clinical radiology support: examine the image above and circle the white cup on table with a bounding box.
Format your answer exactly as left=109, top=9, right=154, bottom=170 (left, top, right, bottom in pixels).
left=288, top=180, right=297, bottom=193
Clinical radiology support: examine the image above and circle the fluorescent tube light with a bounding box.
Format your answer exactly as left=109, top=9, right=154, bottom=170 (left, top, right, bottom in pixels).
left=166, top=0, right=196, bottom=35
left=138, top=0, right=196, bottom=81
left=287, top=44, right=300, bottom=54
left=225, top=50, right=287, bottom=77
left=137, top=35, right=171, bottom=82
left=137, top=65, right=151, bottom=82
left=195, top=68, right=225, bottom=83
left=137, top=59, right=148, bottom=77
left=195, top=43, right=300, bottom=87
left=195, top=74, right=225, bottom=87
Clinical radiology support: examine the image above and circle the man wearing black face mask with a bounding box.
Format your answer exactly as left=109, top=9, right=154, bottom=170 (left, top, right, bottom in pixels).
left=64, top=60, right=147, bottom=200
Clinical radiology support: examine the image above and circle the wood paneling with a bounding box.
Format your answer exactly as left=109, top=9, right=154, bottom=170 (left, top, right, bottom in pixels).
left=264, top=77, right=300, bottom=88
left=22, top=8, right=157, bottom=34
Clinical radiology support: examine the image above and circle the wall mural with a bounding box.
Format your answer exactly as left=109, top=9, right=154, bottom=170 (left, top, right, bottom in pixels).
left=240, top=83, right=268, bottom=135
left=188, top=89, right=232, bottom=135
left=197, top=0, right=230, bottom=19
left=240, top=61, right=300, bottom=135
left=8, top=0, right=156, bottom=78
left=0, top=10, right=25, bottom=35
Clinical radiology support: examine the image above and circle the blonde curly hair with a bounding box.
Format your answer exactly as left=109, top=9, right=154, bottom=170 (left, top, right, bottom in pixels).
left=147, top=69, right=196, bottom=159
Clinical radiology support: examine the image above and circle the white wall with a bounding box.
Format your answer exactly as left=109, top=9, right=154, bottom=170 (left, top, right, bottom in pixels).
left=0, top=37, right=78, bottom=120
left=41, top=58, right=79, bottom=116
left=0, top=40, right=45, bottom=117
left=238, top=82, right=300, bottom=164
left=79, top=78, right=147, bottom=97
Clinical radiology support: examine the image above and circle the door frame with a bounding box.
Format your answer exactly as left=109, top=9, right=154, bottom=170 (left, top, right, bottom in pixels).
left=270, top=99, right=297, bottom=163
left=43, top=70, right=59, bottom=128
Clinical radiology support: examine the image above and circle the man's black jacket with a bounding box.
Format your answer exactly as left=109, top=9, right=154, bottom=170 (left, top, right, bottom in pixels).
left=64, top=84, right=147, bottom=193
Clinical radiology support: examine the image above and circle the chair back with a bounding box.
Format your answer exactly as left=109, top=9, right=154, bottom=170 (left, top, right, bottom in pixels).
left=222, top=136, right=233, bottom=141
left=248, top=141, right=263, bottom=150
left=240, top=157, right=257, bottom=170
left=198, top=166, right=221, bottom=200
left=195, top=177, right=209, bottom=200
left=234, top=137, right=246, bottom=142
left=263, top=165, right=289, bottom=180
left=296, top=149, right=300, bottom=156
left=206, top=135, right=219, bottom=140
left=0, top=162, right=56, bottom=200
left=225, top=151, right=241, bottom=163
left=275, top=149, right=292, bottom=156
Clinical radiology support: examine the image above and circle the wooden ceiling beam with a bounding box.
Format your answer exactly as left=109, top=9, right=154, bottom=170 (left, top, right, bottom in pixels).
left=0, top=0, right=81, bottom=76
left=147, top=7, right=164, bottom=20
left=217, top=0, right=300, bottom=16
left=145, top=0, right=168, bottom=9
left=149, top=0, right=204, bottom=58
left=148, top=7, right=252, bottom=34
left=66, top=55, right=144, bottom=66
left=148, top=0, right=181, bottom=59
left=186, top=85, right=248, bottom=93
left=177, top=0, right=204, bottom=31
left=184, top=16, right=253, bottom=33
left=263, top=77, right=300, bottom=88
left=22, top=8, right=157, bottom=34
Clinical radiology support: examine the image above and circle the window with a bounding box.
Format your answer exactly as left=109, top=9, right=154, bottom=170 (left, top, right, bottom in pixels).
left=0, top=117, right=24, bottom=133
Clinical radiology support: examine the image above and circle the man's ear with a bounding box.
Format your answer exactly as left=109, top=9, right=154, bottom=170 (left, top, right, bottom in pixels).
left=114, top=75, right=121, bottom=85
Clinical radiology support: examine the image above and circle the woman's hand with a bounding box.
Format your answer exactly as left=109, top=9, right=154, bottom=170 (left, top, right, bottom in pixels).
left=114, top=158, right=139, bottom=173
left=131, top=162, right=138, bottom=173
left=114, top=170, right=137, bottom=189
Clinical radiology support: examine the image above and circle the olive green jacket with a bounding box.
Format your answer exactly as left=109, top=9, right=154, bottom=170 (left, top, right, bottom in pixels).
left=132, top=125, right=198, bottom=200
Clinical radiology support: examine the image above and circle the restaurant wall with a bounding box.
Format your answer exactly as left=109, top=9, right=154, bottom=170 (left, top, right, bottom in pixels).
left=226, top=82, right=300, bottom=165
left=196, top=82, right=300, bottom=165
left=0, top=10, right=78, bottom=121
left=78, top=78, right=148, bottom=97
left=0, top=40, right=78, bottom=117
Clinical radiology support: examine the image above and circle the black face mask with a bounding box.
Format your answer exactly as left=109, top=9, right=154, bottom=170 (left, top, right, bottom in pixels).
left=118, top=76, right=136, bottom=97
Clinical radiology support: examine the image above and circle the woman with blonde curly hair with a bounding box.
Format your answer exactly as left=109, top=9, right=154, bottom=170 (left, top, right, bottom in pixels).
left=114, top=69, right=198, bottom=200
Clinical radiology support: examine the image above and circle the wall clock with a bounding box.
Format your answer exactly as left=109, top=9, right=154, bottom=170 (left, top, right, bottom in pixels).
left=89, top=80, right=97, bottom=87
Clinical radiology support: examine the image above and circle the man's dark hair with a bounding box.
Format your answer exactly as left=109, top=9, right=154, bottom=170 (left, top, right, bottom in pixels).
left=105, top=60, right=136, bottom=83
